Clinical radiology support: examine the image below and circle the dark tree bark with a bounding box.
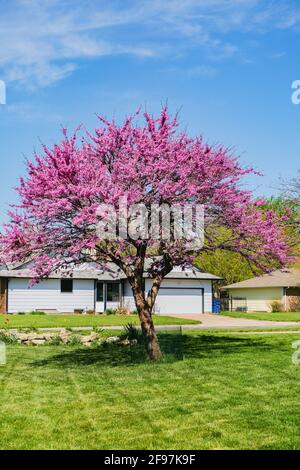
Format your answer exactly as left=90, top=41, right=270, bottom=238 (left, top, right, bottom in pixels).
left=110, top=248, right=173, bottom=361
left=131, top=283, right=162, bottom=361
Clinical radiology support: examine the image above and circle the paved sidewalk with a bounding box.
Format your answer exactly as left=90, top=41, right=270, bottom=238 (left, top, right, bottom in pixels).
left=159, top=313, right=300, bottom=330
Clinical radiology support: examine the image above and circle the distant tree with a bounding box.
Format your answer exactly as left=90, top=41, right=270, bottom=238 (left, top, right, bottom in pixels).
left=0, top=109, right=292, bottom=360
left=197, top=249, right=259, bottom=293
left=282, top=171, right=300, bottom=203
left=197, top=196, right=300, bottom=288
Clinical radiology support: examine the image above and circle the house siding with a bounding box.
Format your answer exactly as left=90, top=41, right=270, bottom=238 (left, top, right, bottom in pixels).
left=7, top=278, right=95, bottom=313
left=123, top=278, right=212, bottom=314
left=228, top=287, right=284, bottom=312
left=6, top=274, right=214, bottom=315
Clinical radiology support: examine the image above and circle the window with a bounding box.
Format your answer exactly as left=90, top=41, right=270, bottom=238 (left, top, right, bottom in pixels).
left=61, top=279, right=73, bottom=293
left=107, top=282, right=120, bottom=302
left=96, top=281, right=104, bottom=302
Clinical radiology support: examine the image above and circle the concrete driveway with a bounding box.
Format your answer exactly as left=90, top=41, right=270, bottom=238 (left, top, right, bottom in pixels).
left=161, top=313, right=300, bottom=329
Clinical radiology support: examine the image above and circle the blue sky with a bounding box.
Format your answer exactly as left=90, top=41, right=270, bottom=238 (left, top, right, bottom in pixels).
left=0, top=0, right=300, bottom=227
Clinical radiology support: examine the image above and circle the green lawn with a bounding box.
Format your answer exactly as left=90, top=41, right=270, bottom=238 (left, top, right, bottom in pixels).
left=1, top=331, right=300, bottom=449
left=0, top=314, right=199, bottom=329
left=221, top=311, right=300, bottom=322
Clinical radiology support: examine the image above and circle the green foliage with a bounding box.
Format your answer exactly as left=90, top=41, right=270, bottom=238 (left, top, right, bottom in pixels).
left=48, top=335, right=64, bottom=346
left=105, top=308, right=118, bottom=315
left=197, top=196, right=300, bottom=288
left=67, top=335, right=82, bottom=346
left=93, top=326, right=105, bottom=334
left=0, top=331, right=17, bottom=344
left=262, top=196, right=300, bottom=265
left=197, top=249, right=257, bottom=289
left=29, top=311, right=46, bottom=315
left=122, top=323, right=144, bottom=344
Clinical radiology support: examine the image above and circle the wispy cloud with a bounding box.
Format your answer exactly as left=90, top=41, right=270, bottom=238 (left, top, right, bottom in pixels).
left=0, top=0, right=299, bottom=89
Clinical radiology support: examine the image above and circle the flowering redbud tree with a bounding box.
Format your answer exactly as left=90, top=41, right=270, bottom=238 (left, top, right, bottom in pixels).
left=0, top=109, right=291, bottom=360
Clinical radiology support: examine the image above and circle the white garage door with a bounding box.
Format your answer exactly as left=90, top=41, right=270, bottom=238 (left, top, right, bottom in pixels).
left=155, top=288, right=203, bottom=314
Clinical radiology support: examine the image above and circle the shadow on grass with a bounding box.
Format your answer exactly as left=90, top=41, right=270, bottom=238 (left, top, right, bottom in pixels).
left=32, top=333, right=273, bottom=369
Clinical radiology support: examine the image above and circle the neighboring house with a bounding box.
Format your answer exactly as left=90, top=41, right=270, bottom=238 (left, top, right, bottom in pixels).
left=223, top=268, right=300, bottom=312
left=0, top=261, right=220, bottom=315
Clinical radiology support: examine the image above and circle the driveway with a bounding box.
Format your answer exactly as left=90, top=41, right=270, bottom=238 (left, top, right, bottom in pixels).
left=160, top=313, right=300, bottom=329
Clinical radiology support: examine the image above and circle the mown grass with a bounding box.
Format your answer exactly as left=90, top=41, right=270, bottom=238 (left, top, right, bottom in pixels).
left=1, top=331, right=300, bottom=449
left=221, top=311, right=300, bottom=322
left=0, top=314, right=199, bottom=329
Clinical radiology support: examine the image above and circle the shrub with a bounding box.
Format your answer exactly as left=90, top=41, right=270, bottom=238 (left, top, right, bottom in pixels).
left=93, top=326, right=105, bottom=334
left=85, top=310, right=96, bottom=315
left=29, top=311, right=46, bottom=315
left=0, top=331, right=17, bottom=344
left=105, top=308, right=118, bottom=315
left=122, top=323, right=144, bottom=344
left=270, top=300, right=284, bottom=313
left=115, top=307, right=131, bottom=316
left=67, top=335, right=82, bottom=346
left=48, top=335, right=64, bottom=346
left=17, top=312, right=26, bottom=315
left=288, top=297, right=300, bottom=312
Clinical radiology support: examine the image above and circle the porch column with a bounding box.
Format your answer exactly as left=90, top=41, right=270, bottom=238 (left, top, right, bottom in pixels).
left=103, top=281, right=107, bottom=312
left=119, top=281, right=123, bottom=308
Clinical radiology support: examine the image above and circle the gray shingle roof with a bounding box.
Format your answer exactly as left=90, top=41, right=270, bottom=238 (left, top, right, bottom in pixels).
left=0, top=261, right=221, bottom=281
left=223, top=268, right=300, bottom=289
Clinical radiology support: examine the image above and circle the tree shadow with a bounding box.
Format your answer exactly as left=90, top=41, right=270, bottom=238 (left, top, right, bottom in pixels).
left=182, top=333, right=273, bottom=358
left=32, top=333, right=273, bottom=369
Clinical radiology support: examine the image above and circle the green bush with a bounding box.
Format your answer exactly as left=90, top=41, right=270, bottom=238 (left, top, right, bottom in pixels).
left=122, top=323, right=144, bottom=344
left=67, top=335, right=82, bottom=346
left=105, top=308, right=118, bottom=315
left=17, top=312, right=26, bottom=315
left=29, top=311, right=46, bottom=315
left=48, top=335, right=64, bottom=346
left=0, top=331, right=17, bottom=344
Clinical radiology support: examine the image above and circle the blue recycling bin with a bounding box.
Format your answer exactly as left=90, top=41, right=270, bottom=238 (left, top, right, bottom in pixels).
left=212, top=300, right=221, bottom=315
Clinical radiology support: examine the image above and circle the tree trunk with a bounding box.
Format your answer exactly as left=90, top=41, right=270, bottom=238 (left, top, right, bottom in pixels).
left=133, top=289, right=162, bottom=361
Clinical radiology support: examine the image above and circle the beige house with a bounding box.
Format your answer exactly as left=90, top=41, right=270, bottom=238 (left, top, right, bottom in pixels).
left=223, top=268, right=300, bottom=312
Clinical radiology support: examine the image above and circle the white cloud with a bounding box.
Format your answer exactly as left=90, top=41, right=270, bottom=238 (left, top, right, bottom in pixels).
left=0, top=0, right=299, bottom=89
left=186, top=65, right=217, bottom=77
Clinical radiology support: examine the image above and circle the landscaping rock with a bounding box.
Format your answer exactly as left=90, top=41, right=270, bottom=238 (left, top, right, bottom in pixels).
left=105, top=336, right=120, bottom=344
left=58, top=329, right=71, bottom=343
left=17, top=334, right=30, bottom=341
left=31, top=339, right=46, bottom=346
left=10, top=328, right=105, bottom=346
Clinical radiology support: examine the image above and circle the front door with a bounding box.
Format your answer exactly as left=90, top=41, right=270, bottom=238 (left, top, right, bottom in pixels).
left=96, top=281, right=121, bottom=313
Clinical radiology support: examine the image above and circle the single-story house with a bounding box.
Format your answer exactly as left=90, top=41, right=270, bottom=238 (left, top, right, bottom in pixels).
left=0, top=261, right=220, bottom=315
left=223, top=268, right=300, bottom=312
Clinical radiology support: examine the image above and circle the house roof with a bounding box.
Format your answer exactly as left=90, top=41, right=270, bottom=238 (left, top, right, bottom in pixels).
left=0, top=261, right=221, bottom=281
left=223, top=268, right=300, bottom=290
